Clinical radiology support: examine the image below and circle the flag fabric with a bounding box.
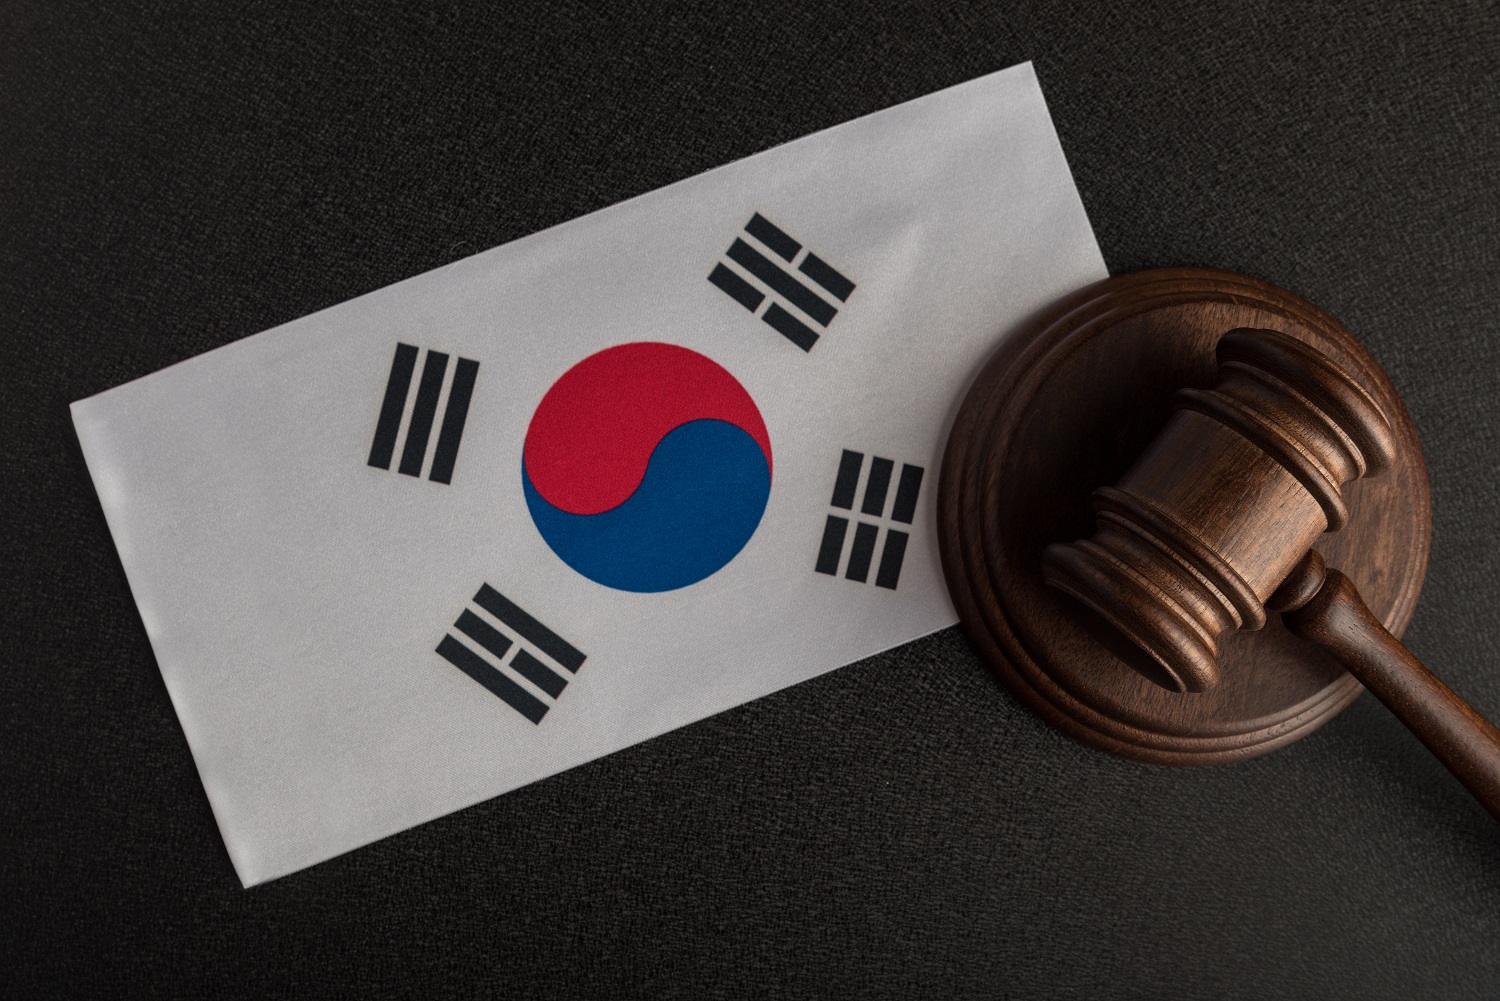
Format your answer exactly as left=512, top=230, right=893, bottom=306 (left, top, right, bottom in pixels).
left=71, top=62, right=1107, bottom=886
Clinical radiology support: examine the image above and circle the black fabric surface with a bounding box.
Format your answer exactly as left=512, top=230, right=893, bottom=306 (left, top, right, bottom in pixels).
left=5, top=2, right=1498, bottom=997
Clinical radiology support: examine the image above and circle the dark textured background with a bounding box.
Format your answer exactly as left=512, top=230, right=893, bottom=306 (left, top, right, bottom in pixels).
left=4, top=1, right=1498, bottom=997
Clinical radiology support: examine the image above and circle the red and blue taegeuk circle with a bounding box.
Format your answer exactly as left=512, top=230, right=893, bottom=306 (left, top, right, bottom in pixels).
left=523, top=342, right=773, bottom=592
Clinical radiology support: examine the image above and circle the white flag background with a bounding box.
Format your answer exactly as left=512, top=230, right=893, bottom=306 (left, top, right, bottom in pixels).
left=72, top=62, right=1106, bottom=886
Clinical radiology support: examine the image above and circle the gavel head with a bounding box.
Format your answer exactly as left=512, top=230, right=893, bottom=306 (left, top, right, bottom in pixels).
left=1040, top=328, right=1398, bottom=693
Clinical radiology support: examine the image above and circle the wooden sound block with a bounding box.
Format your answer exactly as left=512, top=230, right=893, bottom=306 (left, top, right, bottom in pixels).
left=938, top=267, right=1431, bottom=764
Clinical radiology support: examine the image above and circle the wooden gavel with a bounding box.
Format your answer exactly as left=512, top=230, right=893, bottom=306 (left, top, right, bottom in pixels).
left=1041, top=328, right=1500, bottom=820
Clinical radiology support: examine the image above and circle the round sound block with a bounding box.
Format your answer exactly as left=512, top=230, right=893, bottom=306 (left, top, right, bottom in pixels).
left=938, top=268, right=1431, bottom=764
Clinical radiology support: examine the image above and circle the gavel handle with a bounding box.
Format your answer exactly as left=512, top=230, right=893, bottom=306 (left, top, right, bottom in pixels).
left=1272, top=551, right=1500, bottom=823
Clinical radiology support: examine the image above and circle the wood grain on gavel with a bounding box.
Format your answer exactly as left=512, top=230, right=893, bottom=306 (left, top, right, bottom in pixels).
left=1042, top=328, right=1500, bottom=821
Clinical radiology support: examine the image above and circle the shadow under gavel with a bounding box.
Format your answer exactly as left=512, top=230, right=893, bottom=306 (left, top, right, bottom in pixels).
left=1042, top=329, right=1500, bottom=821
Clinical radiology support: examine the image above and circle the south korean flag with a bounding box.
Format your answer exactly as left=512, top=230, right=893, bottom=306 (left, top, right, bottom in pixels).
left=72, top=62, right=1106, bottom=886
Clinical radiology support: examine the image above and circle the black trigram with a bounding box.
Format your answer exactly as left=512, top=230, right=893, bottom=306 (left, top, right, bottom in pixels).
left=814, top=449, right=924, bottom=590
left=436, top=584, right=587, bottom=724
left=708, top=212, right=856, bottom=352
left=368, top=342, right=479, bottom=484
